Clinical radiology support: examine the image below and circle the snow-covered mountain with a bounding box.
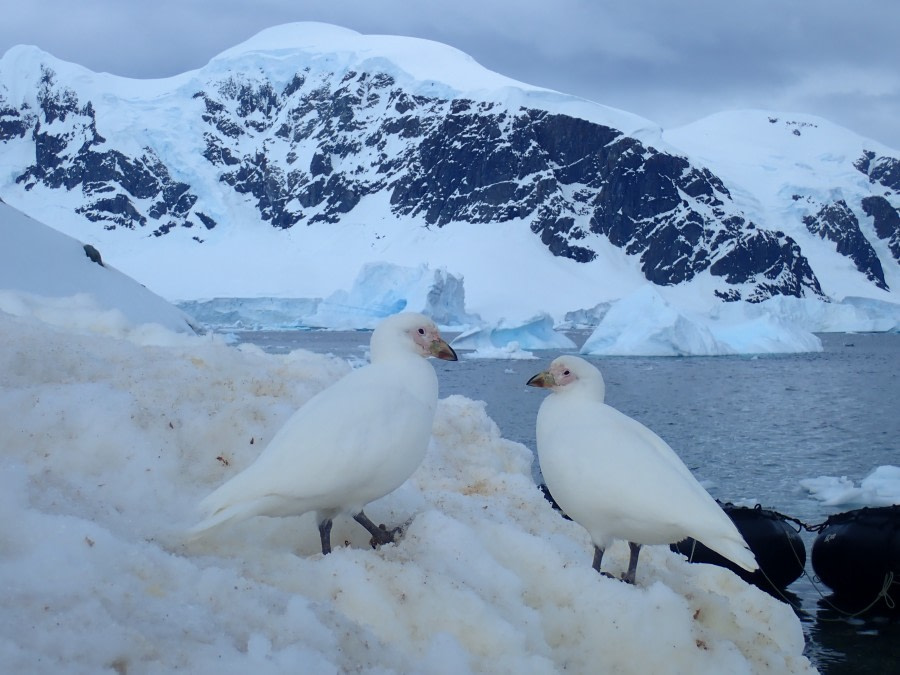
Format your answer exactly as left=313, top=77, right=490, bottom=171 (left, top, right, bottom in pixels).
left=0, top=22, right=898, bottom=325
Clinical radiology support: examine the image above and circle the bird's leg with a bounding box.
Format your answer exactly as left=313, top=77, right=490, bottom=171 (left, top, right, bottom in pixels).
left=592, top=545, right=615, bottom=578
left=318, top=518, right=333, bottom=555
left=622, top=542, right=642, bottom=584
left=354, top=510, right=402, bottom=548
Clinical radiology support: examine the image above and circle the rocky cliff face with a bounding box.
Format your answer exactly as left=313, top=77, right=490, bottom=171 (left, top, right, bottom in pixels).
left=2, top=41, right=899, bottom=304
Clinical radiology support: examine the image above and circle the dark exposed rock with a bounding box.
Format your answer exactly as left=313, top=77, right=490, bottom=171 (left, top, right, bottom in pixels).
left=10, top=67, right=205, bottom=235
left=861, top=195, right=900, bottom=262
left=802, top=199, right=887, bottom=289
left=83, top=243, right=103, bottom=266
left=709, top=229, right=823, bottom=302
left=856, top=151, right=900, bottom=192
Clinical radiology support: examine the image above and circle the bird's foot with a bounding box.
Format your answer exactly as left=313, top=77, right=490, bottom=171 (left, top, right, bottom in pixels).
left=368, top=523, right=403, bottom=549
left=620, top=572, right=636, bottom=585
left=354, top=511, right=404, bottom=549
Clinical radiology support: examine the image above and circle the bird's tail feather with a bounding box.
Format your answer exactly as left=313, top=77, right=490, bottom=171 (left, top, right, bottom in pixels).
left=704, top=536, right=759, bottom=573
left=185, top=498, right=273, bottom=539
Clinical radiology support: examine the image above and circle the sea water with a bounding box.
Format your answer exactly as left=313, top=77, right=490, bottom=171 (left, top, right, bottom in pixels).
left=234, top=329, right=900, bottom=674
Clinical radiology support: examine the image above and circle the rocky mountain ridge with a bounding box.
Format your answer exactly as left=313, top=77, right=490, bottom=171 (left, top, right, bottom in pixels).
left=1, top=24, right=898, bottom=307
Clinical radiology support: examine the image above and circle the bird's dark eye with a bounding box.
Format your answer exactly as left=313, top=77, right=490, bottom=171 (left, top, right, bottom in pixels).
left=563, top=370, right=570, bottom=376
left=418, top=328, right=426, bottom=335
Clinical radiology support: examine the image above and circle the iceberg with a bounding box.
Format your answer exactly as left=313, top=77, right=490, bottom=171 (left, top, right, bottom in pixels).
left=712, top=295, right=900, bottom=334
left=308, top=262, right=478, bottom=330
left=580, top=286, right=822, bottom=356
left=559, top=302, right=613, bottom=329
left=177, top=297, right=321, bottom=330
left=451, top=313, right=576, bottom=358
left=177, top=262, right=479, bottom=331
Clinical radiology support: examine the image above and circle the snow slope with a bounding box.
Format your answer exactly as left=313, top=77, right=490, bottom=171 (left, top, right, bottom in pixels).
left=0, top=200, right=196, bottom=334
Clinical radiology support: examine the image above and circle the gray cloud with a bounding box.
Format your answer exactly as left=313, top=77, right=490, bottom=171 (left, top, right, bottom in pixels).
left=2, top=0, right=899, bottom=148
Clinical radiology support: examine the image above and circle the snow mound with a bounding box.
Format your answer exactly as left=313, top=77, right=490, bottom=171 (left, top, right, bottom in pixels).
left=0, top=304, right=814, bottom=673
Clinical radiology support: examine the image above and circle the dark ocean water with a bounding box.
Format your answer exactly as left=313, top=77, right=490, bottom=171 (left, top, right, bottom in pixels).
left=234, top=329, right=900, bottom=674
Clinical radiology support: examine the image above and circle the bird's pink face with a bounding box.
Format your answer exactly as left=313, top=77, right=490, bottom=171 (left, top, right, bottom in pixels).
left=409, top=323, right=458, bottom=361
left=526, top=360, right=577, bottom=390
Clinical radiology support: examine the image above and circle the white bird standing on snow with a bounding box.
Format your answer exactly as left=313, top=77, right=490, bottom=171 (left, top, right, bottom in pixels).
left=527, top=355, right=758, bottom=583
left=190, top=312, right=458, bottom=554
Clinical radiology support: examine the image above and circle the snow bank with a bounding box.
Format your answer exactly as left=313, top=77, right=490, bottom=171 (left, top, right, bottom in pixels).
left=800, top=465, right=900, bottom=508
left=0, top=201, right=197, bottom=334
left=580, top=286, right=823, bottom=356
left=451, top=313, right=576, bottom=358
left=0, top=304, right=814, bottom=673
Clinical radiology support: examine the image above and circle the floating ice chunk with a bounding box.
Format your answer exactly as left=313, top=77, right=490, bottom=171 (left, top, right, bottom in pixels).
left=451, top=313, right=576, bottom=356
left=801, top=465, right=900, bottom=507
left=580, top=287, right=727, bottom=356
left=559, top=302, right=613, bottom=329
left=711, top=314, right=823, bottom=354
left=459, top=341, right=537, bottom=360
left=580, top=286, right=822, bottom=356
left=714, top=295, right=900, bottom=333
left=180, top=262, right=480, bottom=331
left=305, top=262, right=479, bottom=330
left=177, top=297, right=321, bottom=330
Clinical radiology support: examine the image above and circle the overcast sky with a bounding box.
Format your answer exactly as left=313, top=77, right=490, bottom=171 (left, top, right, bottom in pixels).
left=3, top=1, right=899, bottom=150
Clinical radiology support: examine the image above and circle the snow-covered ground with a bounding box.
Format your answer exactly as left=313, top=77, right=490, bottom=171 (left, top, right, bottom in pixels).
left=0, top=204, right=816, bottom=673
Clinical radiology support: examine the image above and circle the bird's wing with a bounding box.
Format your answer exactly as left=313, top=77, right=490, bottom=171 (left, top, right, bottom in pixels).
left=199, top=362, right=434, bottom=517
left=543, top=400, right=736, bottom=535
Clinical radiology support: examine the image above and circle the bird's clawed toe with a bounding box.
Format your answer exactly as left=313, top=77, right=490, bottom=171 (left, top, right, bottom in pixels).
left=368, top=523, right=403, bottom=549
left=354, top=510, right=404, bottom=549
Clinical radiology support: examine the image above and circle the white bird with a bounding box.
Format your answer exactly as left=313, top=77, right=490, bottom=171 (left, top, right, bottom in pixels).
left=190, top=312, right=458, bottom=554
left=527, top=355, right=758, bottom=583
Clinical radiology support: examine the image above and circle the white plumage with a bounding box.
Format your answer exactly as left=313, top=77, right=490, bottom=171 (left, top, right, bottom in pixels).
left=527, top=355, right=758, bottom=582
left=190, top=312, right=457, bottom=554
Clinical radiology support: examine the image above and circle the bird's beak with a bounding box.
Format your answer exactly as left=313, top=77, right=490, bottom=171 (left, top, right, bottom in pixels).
left=430, top=337, right=458, bottom=361
left=526, top=370, right=555, bottom=388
